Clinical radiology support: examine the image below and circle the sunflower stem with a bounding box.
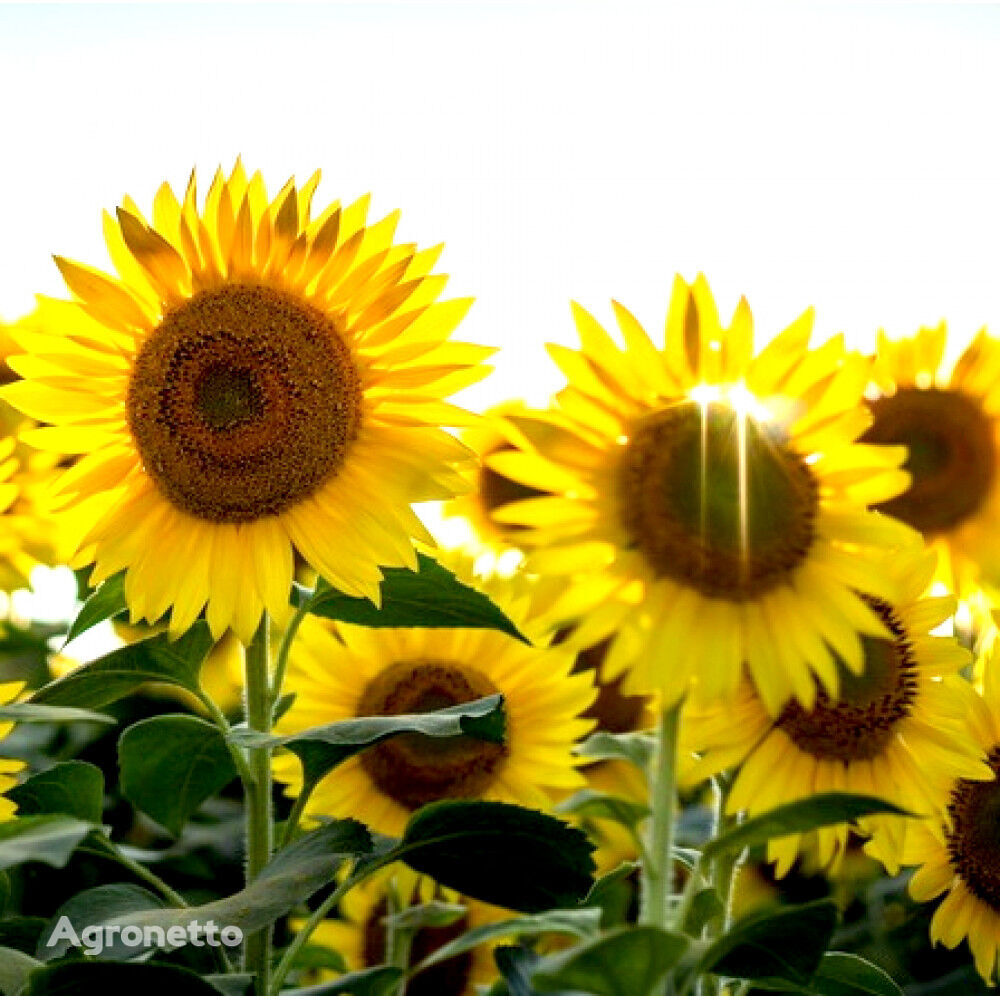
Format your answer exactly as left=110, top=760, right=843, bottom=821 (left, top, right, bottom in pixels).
left=640, top=699, right=683, bottom=931
left=243, top=615, right=274, bottom=994
left=271, top=601, right=308, bottom=711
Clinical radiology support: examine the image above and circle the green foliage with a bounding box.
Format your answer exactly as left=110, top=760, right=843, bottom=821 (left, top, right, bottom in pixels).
left=0, top=704, right=115, bottom=725
left=8, top=761, right=104, bottom=823
left=233, top=694, right=504, bottom=788
left=557, top=788, right=649, bottom=828
left=295, top=553, right=528, bottom=641
left=118, top=714, right=237, bottom=836
left=31, top=623, right=214, bottom=709
left=383, top=900, right=467, bottom=932
left=286, top=965, right=404, bottom=995
left=393, top=801, right=597, bottom=913
left=575, top=731, right=656, bottom=770
left=63, top=572, right=126, bottom=646
left=25, top=959, right=225, bottom=995
left=757, top=951, right=903, bottom=995
left=0, top=944, right=41, bottom=994
left=0, top=815, right=102, bottom=872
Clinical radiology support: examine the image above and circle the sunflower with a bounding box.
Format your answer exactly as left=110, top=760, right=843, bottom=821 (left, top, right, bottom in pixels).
left=864, top=323, right=1000, bottom=604
left=902, top=638, right=1000, bottom=985
left=0, top=680, right=26, bottom=821
left=273, top=613, right=594, bottom=837
left=2, top=164, right=491, bottom=644
left=442, top=401, right=549, bottom=558
left=682, top=549, right=990, bottom=877
left=491, top=274, right=918, bottom=712
left=298, top=871, right=500, bottom=994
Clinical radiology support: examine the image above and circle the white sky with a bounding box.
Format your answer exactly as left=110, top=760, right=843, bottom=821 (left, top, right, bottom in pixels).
left=2, top=1, right=1000, bottom=410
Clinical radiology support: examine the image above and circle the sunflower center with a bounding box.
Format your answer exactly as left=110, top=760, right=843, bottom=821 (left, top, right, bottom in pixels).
left=620, top=401, right=819, bottom=599
left=861, top=387, right=995, bottom=535
left=776, top=597, right=917, bottom=761
left=127, top=283, right=363, bottom=523
left=357, top=658, right=507, bottom=811
left=947, top=747, right=1000, bottom=911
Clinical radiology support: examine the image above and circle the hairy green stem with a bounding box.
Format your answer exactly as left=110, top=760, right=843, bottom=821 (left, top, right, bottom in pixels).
left=198, top=686, right=255, bottom=789
left=243, top=616, right=273, bottom=993
left=90, top=835, right=188, bottom=908
left=270, top=601, right=308, bottom=712
left=640, top=700, right=683, bottom=929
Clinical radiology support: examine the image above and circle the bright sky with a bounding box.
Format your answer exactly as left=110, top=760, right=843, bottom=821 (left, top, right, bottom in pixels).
left=2, top=1, right=1000, bottom=412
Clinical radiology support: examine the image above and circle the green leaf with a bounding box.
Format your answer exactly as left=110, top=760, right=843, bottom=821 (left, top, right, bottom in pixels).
left=119, top=714, right=237, bottom=837
left=581, top=861, right=639, bottom=928
left=8, top=761, right=105, bottom=823
left=384, top=901, right=467, bottom=933
left=0, top=703, right=115, bottom=725
left=233, top=695, right=504, bottom=788
left=494, top=944, right=540, bottom=996
left=556, top=788, right=649, bottom=828
left=0, top=917, right=48, bottom=955
left=531, top=926, right=689, bottom=995
left=701, top=793, right=911, bottom=864
left=31, top=622, right=214, bottom=709
left=37, top=883, right=164, bottom=960
left=413, top=908, right=602, bottom=973
left=575, top=731, right=654, bottom=770
left=27, top=959, right=224, bottom=995
left=682, top=888, right=724, bottom=936
left=205, top=973, right=255, bottom=995
left=63, top=572, right=126, bottom=646
left=700, top=900, right=838, bottom=986
left=86, top=819, right=373, bottom=959
left=0, top=815, right=101, bottom=871
left=0, top=945, right=40, bottom=995
left=297, top=553, right=528, bottom=642
left=395, top=801, right=596, bottom=913
left=285, top=965, right=403, bottom=996
left=756, top=952, right=904, bottom=995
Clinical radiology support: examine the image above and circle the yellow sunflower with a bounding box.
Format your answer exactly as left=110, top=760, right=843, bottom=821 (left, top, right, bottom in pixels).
left=274, top=614, right=594, bottom=837
left=298, top=872, right=499, bottom=994
left=864, top=323, right=1000, bottom=602
left=902, top=638, right=1000, bottom=985
left=491, top=274, right=918, bottom=712
left=682, top=549, right=990, bottom=877
left=2, top=163, right=491, bottom=644
left=0, top=680, right=27, bottom=821
left=442, top=401, right=548, bottom=558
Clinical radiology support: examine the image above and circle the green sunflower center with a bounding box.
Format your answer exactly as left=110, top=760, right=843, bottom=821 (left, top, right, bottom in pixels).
left=362, top=897, right=473, bottom=995
left=776, top=597, right=917, bottom=761
left=357, top=658, right=507, bottom=811
left=620, top=400, right=819, bottom=599
left=947, top=747, right=1000, bottom=911
left=862, top=387, right=995, bottom=536
left=127, top=283, right=362, bottom=523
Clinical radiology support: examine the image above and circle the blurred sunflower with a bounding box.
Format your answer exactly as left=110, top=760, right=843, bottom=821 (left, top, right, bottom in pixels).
left=902, top=640, right=1000, bottom=985
left=493, top=274, right=917, bottom=712
left=0, top=680, right=26, bottom=820
left=2, top=163, right=491, bottom=644
left=683, top=549, right=990, bottom=877
left=299, top=873, right=499, bottom=994
left=274, top=614, right=594, bottom=837
left=863, top=324, right=1000, bottom=602
left=443, top=401, right=549, bottom=558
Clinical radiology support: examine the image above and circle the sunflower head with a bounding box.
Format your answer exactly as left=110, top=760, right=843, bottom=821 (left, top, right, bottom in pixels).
left=491, top=274, right=918, bottom=712
left=3, top=163, right=492, bottom=643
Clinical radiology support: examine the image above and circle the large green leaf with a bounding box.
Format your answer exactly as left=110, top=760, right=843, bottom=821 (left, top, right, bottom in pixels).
left=296, top=553, right=528, bottom=642
left=393, top=801, right=596, bottom=913
left=700, top=900, right=838, bottom=986
left=119, top=714, right=237, bottom=836
left=63, top=572, right=126, bottom=646
left=0, top=815, right=101, bottom=872
left=286, top=965, right=403, bottom=996
left=756, top=951, right=903, bottom=995
left=8, top=761, right=104, bottom=823
left=86, top=819, right=373, bottom=959
left=701, top=794, right=910, bottom=864
left=37, top=883, right=164, bottom=960
left=0, top=704, right=115, bottom=725
left=0, top=945, right=40, bottom=995
left=31, top=622, right=214, bottom=709
left=233, top=695, right=504, bottom=788
left=27, top=959, right=224, bottom=995
left=531, top=926, right=689, bottom=995
left=412, top=908, right=601, bottom=973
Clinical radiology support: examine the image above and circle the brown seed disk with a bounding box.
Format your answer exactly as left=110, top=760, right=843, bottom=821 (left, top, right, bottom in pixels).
left=127, top=283, right=362, bottom=523
left=357, top=659, right=507, bottom=811
left=862, top=387, right=996, bottom=535
left=948, top=746, right=1000, bottom=911
left=619, top=401, right=819, bottom=600
left=776, top=597, right=918, bottom=761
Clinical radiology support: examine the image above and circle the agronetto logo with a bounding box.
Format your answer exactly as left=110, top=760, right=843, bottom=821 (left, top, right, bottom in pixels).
left=46, top=917, right=243, bottom=957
